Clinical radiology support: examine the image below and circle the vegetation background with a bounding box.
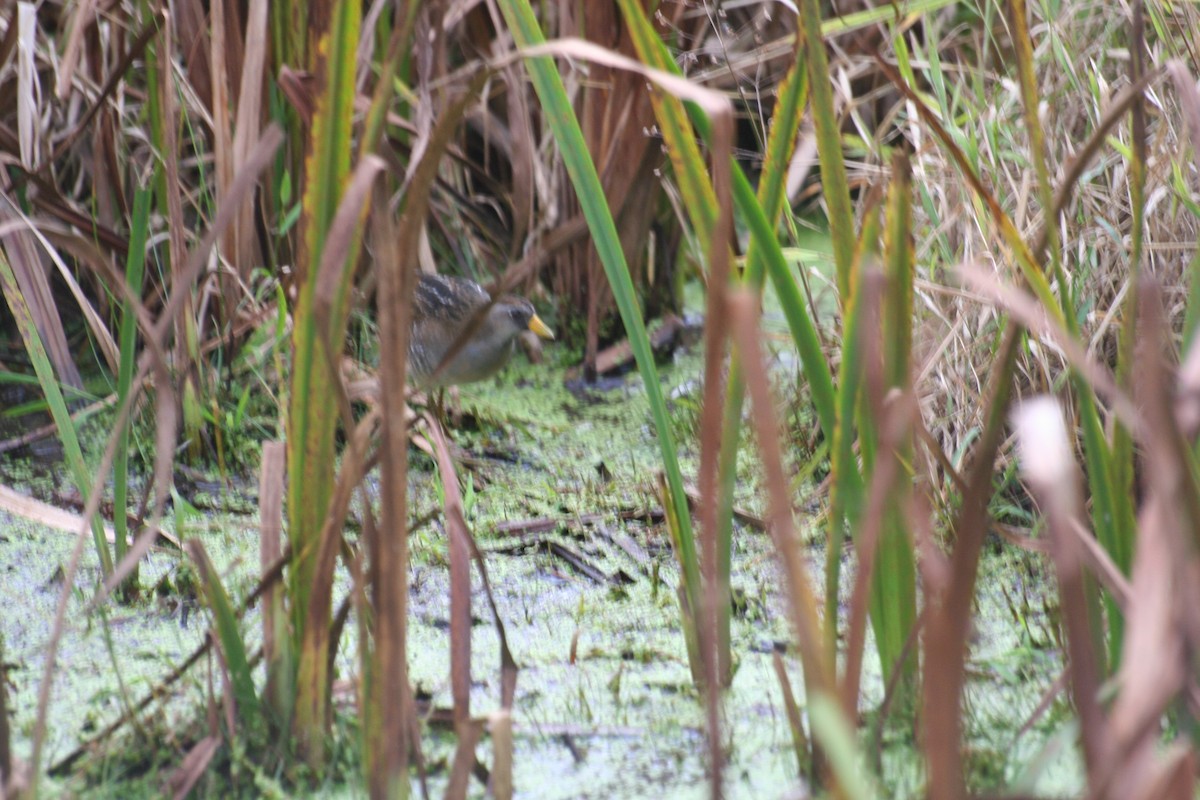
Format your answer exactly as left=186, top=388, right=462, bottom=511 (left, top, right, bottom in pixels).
left=0, top=0, right=1199, bottom=797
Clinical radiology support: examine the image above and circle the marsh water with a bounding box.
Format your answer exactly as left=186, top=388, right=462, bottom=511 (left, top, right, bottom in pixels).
left=1, top=312, right=1081, bottom=797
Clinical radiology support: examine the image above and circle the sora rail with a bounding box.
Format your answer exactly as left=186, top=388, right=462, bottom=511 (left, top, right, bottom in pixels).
left=408, top=273, right=554, bottom=387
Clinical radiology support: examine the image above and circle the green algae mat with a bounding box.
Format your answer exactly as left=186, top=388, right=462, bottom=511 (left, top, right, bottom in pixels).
left=1, top=350, right=1079, bottom=798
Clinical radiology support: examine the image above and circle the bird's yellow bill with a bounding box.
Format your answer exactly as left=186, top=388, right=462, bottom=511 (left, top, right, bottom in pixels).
left=528, top=314, right=555, bottom=340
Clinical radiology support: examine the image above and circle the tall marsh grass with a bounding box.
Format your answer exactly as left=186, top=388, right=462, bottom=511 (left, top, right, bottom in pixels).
left=4, top=0, right=1200, bottom=798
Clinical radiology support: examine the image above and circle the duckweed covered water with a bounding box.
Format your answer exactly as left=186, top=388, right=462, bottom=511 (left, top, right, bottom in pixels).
left=1, top=341, right=1082, bottom=797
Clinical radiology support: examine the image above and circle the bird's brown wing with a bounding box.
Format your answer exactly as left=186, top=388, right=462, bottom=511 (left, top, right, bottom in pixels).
left=413, top=274, right=490, bottom=323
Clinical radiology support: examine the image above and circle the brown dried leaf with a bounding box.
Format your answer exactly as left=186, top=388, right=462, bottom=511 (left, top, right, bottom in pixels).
left=166, top=735, right=221, bottom=800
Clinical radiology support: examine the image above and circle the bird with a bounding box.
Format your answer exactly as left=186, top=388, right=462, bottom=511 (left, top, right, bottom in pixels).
left=408, top=273, right=555, bottom=387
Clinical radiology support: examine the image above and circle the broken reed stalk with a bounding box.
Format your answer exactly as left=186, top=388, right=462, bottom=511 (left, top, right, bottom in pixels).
left=490, top=709, right=514, bottom=800
left=425, top=415, right=474, bottom=726
left=727, top=288, right=835, bottom=780
left=691, top=73, right=737, bottom=797
left=369, top=173, right=416, bottom=795
left=772, top=650, right=809, bottom=780
left=259, top=442, right=288, bottom=728
left=425, top=411, right=522, bottom=798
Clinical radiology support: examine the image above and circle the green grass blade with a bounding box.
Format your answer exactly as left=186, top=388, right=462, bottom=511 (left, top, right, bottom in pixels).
left=496, top=0, right=700, bottom=620
left=822, top=0, right=957, bottom=37
left=739, top=174, right=838, bottom=439
left=288, top=0, right=362, bottom=768
left=615, top=0, right=717, bottom=241
left=0, top=249, right=112, bottom=577
left=1011, top=0, right=1123, bottom=670
left=713, top=55, right=811, bottom=674
left=798, top=0, right=856, bottom=300
left=1073, top=381, right=1117, bottom=672
left=1184, top=242, right=1200, bottom=354
left=876, top=153, right=918, bottom=684
left=612, top=11, right=837, bottom=440
left=826, top=205, right=879, bottom=659
left=1105, top=1, right=1150, bottom=666
left=809, top=691, right=881, bottom=799
left=187, top=540, right=262, bottom=733
left=113, top=187, right=152, bottom=595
